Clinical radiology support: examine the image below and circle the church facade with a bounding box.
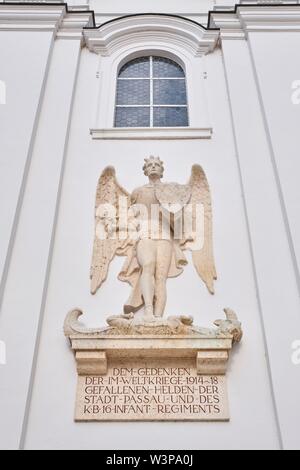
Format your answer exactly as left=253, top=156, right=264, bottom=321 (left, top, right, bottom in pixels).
left=0, top=0, right=300, bottom=450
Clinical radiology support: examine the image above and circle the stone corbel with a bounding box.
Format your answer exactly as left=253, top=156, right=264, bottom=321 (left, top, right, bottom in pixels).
left=76, top=351, right=107, bottom=376
left=196, top=350, right=229, bottom=375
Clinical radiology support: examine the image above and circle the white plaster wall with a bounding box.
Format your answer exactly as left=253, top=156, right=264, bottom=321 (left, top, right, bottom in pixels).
left=248, top=32, right=300, bottom=284
left=21, top=45, right=280, bottom=450
left=89, top=0, right=216, bottom=15
left=0, top=31, right=54, bottom=301
left=246, top=30, right=300, bottom=450
left=0, top=35, right=82, bottom=450
left=89, top=0, right=223, bottom=26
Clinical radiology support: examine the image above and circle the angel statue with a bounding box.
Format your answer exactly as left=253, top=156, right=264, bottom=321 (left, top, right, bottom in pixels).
left=90, top=156, right=217, bottom=323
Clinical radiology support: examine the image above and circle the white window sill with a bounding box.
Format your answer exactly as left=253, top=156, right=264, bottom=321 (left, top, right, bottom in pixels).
left=90, top=127, right=212, bottom=140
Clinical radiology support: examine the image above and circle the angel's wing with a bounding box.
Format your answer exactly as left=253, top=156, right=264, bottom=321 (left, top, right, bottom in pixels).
left=90, top=166, right=131, bottom=295
left=184, top=164, right=217, bottom=294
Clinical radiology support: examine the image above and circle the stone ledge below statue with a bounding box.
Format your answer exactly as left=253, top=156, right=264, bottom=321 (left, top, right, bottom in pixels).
left=64, top=309, right=242, bottom=376
left=64, top=308, right=242, bottom=341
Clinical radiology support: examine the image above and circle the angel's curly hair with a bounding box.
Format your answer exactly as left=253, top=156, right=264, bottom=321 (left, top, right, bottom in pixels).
left=143, top=156, right=164, bottom=176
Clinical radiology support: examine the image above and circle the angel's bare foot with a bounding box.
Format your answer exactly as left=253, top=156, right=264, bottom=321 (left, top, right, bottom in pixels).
left=154, top=312, right=163, bottom=319
left=143, top=315, right=157, bottom=323
left=143, top=305, right=156, bottom=323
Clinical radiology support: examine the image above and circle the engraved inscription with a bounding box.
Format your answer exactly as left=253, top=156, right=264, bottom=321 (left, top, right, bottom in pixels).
left=75, top=360, right=229, bottom=421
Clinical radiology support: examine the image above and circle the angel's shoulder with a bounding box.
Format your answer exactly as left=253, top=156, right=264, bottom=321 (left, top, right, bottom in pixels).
left=132, top=185, right=144, bottom=193
left=130, top=185, right=145, bottom=201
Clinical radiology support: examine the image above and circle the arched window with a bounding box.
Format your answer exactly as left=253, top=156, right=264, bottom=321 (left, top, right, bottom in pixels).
left=114, top=56, right=189, bottom=128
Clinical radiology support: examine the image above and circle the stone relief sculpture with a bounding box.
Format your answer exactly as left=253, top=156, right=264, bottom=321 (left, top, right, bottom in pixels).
left=65, top=157, right=243, bottom=422
left=90, top=156, right=217, bottom=324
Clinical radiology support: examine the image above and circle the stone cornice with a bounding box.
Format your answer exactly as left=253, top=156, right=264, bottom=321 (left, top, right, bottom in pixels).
left=58, top=10, right=94, bottom=40
left=210, top=5, right=300, bottom=39
left=84, top=14, right=219, bottom=57
left=0, top=3, right=65, bottom=31
left=3, top=3, right=300, bottom=45
left=238, top=5, right=300, bottom=32
left=0, top=3, right=94, bottom=39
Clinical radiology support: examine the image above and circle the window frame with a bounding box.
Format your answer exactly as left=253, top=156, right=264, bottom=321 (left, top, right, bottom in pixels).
left=114, top=55, right=189, bottom=129
left=90, top=45, right=212, bottom=140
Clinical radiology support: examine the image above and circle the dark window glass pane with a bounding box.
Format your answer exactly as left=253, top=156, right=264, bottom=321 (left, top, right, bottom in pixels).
left=119, top=57, right=150, bottom=78
left=115, top=107, right=150, bottom=127
left=153, top=57, right=185, bottom=78
left=116, top=79, right=150, bottom=105
left=115, top=56, right=189, bottom=128
left=153, top=107, right=188, bottom=127
left=153, top=79, right=187, bottom=105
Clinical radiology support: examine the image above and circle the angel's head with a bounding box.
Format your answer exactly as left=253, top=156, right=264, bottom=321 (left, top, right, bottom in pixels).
left=143, top=156, right=164, bottom=180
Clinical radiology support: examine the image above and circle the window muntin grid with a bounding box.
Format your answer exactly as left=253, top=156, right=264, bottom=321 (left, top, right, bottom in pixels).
left=115, top=56, right=189, bottom=128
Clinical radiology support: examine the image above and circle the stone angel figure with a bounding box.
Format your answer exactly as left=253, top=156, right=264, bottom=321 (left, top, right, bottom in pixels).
left=90, top=156, right=217, bottom=322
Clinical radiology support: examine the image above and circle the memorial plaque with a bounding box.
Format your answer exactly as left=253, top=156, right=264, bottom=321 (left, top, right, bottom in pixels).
left=75, top=359, right=229, bottom=422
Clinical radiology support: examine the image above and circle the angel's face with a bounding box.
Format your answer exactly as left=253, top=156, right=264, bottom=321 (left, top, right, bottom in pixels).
left=145, top=161, right=164, bottom=179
